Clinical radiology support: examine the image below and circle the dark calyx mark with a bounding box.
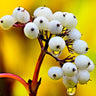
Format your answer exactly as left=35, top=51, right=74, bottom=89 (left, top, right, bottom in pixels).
left=85, top=47, right=89, bottom=51
left=56, top=45, right=60, bottom=49
left=40, top=20, right=43, bottom=23
left=72, top=68, right=76, bottom=72
left=41, top=7, right=44, bottom=9
left=57, top=24, right=60, bottom=27
left=73, top=16, right=76, bottom=19
left=0, top=20, right=3, bottom=23
left=53, top=74, right=56, bottom=78
left=31, top=28, right=34, bottom=31
left=63, top=14, right=66, bottom=17
left=88, top=62, right=91, bottom=66
left=17, top=7, right=20, bottom=11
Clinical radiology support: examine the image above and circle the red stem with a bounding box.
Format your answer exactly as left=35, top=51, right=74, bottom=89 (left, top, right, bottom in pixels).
left=0, top=73, right=29, bottom=93
left=13, top=24, right=25, bottom=27
left=31, top=49, right=46, bottom=93
left=31, top=35, right=51, bottom=95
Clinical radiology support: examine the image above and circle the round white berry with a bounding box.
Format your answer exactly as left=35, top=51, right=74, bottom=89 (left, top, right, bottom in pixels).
left=24, top=22, right=39, bottom=39
left=62, top=12, right=77, bottom=29
left=12, top=7, right=30, bottom=23
left=77, top=70, right=90, bottom=84
left=62, top=62, right=77, bottom=77
left=68, top=28, right=81, bottom=40
left=49, top=36, right=65, bottom=52
left=33, top=7, right=53, bottom=21
left=52, top=11, right=66, bottom=25
left=75, top=55, right=90, bottom=70
left=33, top=7, right=43, bottom=16
left=0, top=15, right=15, bottom=30
left=48, top=67, right=63, bottom=80
left=73, top=40, right=88, bottom=54
left=86, top=59, right=95, bottom=72
left=16, top=10, right=30, bottom=23
left=63, top=76, right=78, bottom=88
left=33, top=16, right=49, bottom=31
left=12, top=7, right=24, bottom=20
left=48, top=20, right=63, bottom=34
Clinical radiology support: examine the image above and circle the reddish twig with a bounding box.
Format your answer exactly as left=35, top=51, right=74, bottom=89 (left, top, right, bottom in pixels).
left=0, top=73, right=29, bottom=93
left=13, top=24, right=25, bottom=27
left=30, top=34, right=52, bottom=96
left=38, top=37, right=44, bottom=49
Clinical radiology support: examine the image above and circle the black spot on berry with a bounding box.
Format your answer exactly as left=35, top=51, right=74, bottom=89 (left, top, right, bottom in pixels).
left=88, top=62, right=91, bottom=66
left=41, top=7, right=44, bottom=9
left=0, top=20, right=3, bottom=23
left=56, top=45, right=60, bottom=49
left=85, top=47, right=89, bottom=51
left=31, top=28, right=34, bottom=31
left=17, top=7, right=20, bottom=11
left=53, top=74, right=56, bottom=78
left=40, top=20, right=43, bottom=23
left=57, top=24, right=60, bottom=27
left=72, top=68, right=76, bottom=72
left=73, top=16, right=76, bottom=19
left=63, top=14, right=66, bottom=17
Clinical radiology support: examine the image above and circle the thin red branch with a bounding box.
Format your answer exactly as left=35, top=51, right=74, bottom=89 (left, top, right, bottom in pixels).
left=31, top=34, right=52, bottom=95
left=38, top=37, right=44, bottom=49
left=13, top=24, right=25, bottom=27
left=0, top=73, right=29, bottom=93
left=31, top=50, right=46, bottom=93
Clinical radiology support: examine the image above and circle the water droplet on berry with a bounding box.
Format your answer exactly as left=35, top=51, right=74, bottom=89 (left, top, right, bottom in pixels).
left=52, top=50, right=62, bottom=57
left=67, top=87, right=76, bottom=95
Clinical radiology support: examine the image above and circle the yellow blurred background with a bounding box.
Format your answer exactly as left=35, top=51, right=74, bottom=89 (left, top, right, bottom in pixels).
left=0, top=0, right=96, bottom=96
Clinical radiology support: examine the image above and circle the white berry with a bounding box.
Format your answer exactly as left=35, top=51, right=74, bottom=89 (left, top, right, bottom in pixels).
left=63, top=76, right=78, bottom=88
left=86, top=59, right=95, bottom=72
left=62, top=12, right=77, bottom=29
left=33, top=7, right=53, bottom=21
left=24, top=22, right=39, bottom=39
left=16, top=10, right=30, bottom=23
left=12, top=7, right=30, bottom=23
left=33, top=16, right=49, bottom=31
left=75, top=55, right=90, bottom=70
left=77, top=70, right=90, bottom=84
left=33, top=7, right=43, bottom=16
left=48, top=67, right=63, bottom=80
left=68, top=28, right=81, bottom=40
left=12, top=7, right=24, bottom=20
left=48, top=20, right=63, bottom=34
left=0, top=15, right=15, bottom=30
left=49, top=36, right=65, bottom=52
left=62, top=62, right=77, bottom=77
left=52, top=11, right=66, bottom=26
left=73, top=40, right=88, bottom=54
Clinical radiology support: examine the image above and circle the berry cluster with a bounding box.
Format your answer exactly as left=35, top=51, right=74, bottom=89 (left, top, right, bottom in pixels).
left=0, top=6, right=95, bottom=95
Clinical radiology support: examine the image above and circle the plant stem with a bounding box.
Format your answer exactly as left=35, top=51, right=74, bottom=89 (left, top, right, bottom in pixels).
left=31, top=34, right=52, bottom=95
left=31, top=49, right=46, bottom=94
left=0, top=73, right=29, bottom=93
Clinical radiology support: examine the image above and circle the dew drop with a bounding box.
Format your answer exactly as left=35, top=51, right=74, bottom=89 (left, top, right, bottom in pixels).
left=67, top=87, right=76, bottom=95
left=52, top=50, right=62, bottom=57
